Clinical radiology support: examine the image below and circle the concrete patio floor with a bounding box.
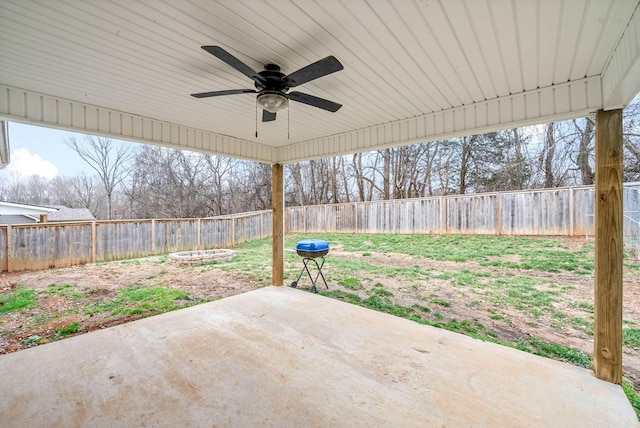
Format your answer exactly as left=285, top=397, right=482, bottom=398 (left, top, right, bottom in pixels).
left=1, top=286, right=637, bottom=427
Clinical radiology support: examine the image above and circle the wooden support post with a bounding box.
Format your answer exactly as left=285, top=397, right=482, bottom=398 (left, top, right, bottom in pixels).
left=594, top=109, right=623, bottom=384
left=272, top=163, right=284, bottom=286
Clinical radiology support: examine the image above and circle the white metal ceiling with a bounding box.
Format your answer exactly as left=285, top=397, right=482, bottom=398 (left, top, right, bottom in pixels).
left=1, top=0, right=639, bottom=164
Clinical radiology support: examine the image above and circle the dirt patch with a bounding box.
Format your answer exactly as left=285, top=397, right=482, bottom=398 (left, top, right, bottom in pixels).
left=0, top=257, right=261, bottom=354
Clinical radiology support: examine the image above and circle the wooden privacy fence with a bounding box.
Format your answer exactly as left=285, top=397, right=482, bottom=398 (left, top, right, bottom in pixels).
left=286, top=185, right=597, bottom=236
left=2, top=184, right=637, bottom=272
left=0, top=212, right=272, bottom=272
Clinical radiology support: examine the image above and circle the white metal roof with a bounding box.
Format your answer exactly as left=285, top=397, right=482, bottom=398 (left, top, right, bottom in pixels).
left=1, top=0, right=639, bottom=164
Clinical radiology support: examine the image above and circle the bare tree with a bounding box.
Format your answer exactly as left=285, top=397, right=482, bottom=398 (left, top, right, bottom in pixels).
left=573, top=117, right=595, bottom=185
left=623, top=96, right=640, bottom=181
left=66, top=135, right=135, bottom=219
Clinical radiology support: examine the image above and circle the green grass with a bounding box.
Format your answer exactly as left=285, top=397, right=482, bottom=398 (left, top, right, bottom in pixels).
left=219, top=238, right=274, bottom=284
left=146, top=270, right=168, bottom=280
left=85, top=287, right=191, bottom=316
left=0, top=287, right=37, bottom=315
left=55, top=322, right=81, bottom=337
left=451, top=269, right=485, bottom=286
left=623, top=377, right=640, bottom=420
left=623, top=328, right=640, bottom=347
left=321, top=290, right=500, bottom=343
left=20, top=335, right=42, bottom=347
left=294, top=233, right=594, bottom=273
left=486, top=276, right=562, bottom=317
left=44, top=283, right=87, bottom=300
left=430, top=298, right=451, bottom=307
left=515, top=337, right=591, bottom=368
left=338, top=277, right=364, bottom=290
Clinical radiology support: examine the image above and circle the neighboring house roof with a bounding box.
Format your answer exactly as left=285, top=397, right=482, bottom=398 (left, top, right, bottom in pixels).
left=0, top=202, right=95, bottom=223
left=46, top=206, right=95, bottom=222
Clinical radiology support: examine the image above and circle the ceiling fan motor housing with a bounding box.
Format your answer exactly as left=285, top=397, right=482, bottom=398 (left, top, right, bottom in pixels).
left=256, top=64, right=288, bottom=92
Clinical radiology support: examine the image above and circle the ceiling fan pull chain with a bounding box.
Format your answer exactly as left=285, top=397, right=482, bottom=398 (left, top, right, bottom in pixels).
left=255, top=102, right=258, bottom=138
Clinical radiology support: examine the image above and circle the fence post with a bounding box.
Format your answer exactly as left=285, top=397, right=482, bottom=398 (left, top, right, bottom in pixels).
left=304, top=206, right=308, bottom=234
left=392, top=199, right=397, bottom=234
left=495, top=193, right=502, bottom=235
left=325, top=205, right=329, bottom=233
left=285, top=208, right=289, bottom=234
left=231, top=218, right=236, bottom=247
left=6, top=225, right=12, bottom=273
left=569, top=187, right=575, bottom=237
left=91, top=221, right=96, bottom=262
left=164, top=221, right=168, bottom=253
left=151, top=219, right=156, bottom=255
left=197, top=218, right=201, bottom=250
left=439, top=196, right=445, bottom=235
left=354, top=202, right=358, bottom=234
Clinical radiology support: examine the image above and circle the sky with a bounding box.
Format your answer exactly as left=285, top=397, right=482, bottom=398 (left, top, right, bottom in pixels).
left=0, top=122, right=133, bottom=180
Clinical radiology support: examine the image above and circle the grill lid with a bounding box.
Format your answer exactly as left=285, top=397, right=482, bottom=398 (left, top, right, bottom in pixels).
left=295, top=239, right=329, bottom=252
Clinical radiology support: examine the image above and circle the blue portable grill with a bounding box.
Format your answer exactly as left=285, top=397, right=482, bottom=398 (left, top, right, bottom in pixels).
left=291, top=239, right=329, bottom=293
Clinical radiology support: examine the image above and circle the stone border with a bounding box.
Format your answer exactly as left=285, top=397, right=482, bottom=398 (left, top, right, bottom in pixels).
left=169, top=249, right=236, bottom=265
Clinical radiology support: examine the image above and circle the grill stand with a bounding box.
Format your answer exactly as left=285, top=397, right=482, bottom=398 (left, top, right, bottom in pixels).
left=290, top=256, right=328, bottom=293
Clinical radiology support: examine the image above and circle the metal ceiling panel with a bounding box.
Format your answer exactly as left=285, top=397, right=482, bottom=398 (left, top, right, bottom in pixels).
left=1, top=0, right=639, bottom=164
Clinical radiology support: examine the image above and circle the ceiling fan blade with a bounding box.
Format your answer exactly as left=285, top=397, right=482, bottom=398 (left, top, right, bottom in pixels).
left=201, top=46, right=266, bottom=86
left=262, top=110, right=277, bottom=122
left=191, top=89, right=257, bottom=98
left=288, top=91, right=342, bottom=112
left=284, top=56, right=344, bottom=88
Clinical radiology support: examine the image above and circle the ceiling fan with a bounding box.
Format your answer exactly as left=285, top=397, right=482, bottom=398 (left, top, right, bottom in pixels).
left=191, top=46, right=344, bottom=122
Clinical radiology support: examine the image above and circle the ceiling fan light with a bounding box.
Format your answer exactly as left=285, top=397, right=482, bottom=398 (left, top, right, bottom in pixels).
left=257, top=91, right=288, bottom=113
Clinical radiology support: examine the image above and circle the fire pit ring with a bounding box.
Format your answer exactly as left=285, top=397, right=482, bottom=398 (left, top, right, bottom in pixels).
left=169, top=249, right=236, bottom=265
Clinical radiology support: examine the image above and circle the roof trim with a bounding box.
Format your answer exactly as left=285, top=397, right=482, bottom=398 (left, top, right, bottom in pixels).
left=0, top=85, right=278, bottom=164
left=1, top=76, right=604, bottom=165
left=0, top=201, right=57, bottom=214
left=602, top=2, right=640, bottom=109
left=278, top=76, right=602, bottom=163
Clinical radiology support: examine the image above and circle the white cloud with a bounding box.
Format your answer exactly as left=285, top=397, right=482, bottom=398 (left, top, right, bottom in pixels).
left=7, top=148, right=58, bottom=180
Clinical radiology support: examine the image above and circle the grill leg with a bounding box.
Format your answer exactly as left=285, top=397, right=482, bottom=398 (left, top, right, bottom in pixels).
left=311, top=257, right=328, bottom=291
left=290, top=258, right=314, bottom=288
left=290, top=256, right=328, bottom=293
